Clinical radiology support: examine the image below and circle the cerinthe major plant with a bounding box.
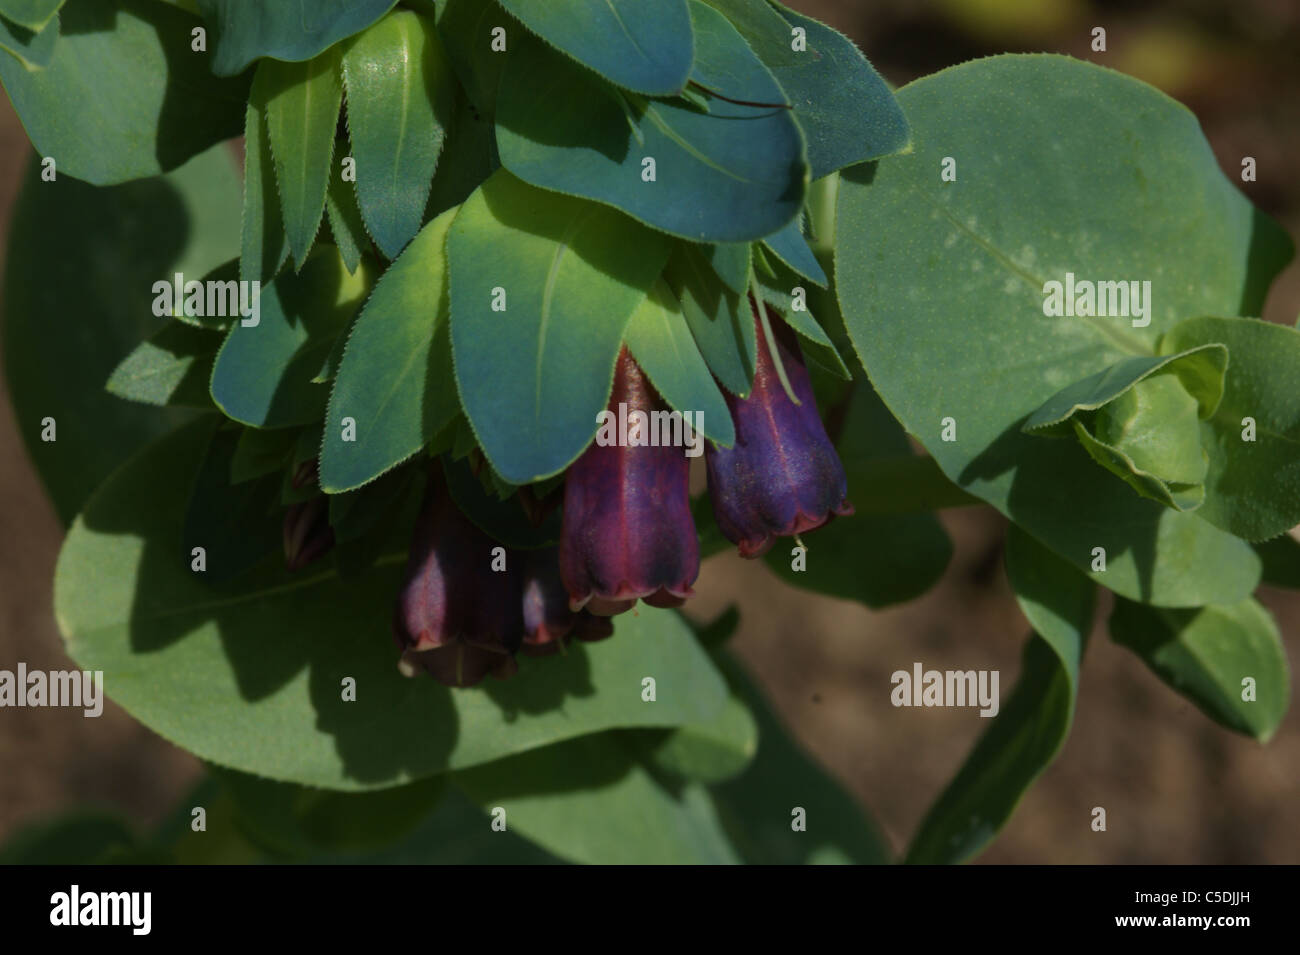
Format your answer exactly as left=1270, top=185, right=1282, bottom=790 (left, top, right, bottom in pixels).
left=1, top=0, right=1294, bottom=865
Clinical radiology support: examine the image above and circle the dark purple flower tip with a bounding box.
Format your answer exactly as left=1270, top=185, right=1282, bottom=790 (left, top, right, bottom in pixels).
left=283, top=495, right=336, bottom=571
left=291, top=457, right=320, bottom=490
left=560, top=348, right=699, bottom=616
left=392, top=473, right=524, bottom=687
left=520, top=610, right=615, bottom=658
left=398, top=645, right=519, bottom=686
left=521, top=547, right=577, bottom=649
left=706, top=297, right=853, bottom=558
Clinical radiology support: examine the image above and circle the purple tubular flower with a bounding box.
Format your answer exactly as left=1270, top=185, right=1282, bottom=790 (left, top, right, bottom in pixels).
left=392, top=474, right=523, bottom=687
left=522, top=547, right=577, bottom=648
left=521, top=547, right=614, bottom=656
left=560, top=348, right=699, bottom=616
left=706, top=298, right=853, bottom=558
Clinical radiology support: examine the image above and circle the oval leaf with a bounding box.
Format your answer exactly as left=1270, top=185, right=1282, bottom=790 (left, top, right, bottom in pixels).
left=448, top=170, right=672, bottom=483
left=0, top=0, right=250, bottom=185
left=0, top=0, right=63, bottom=31
left=54, top=419, right=729, bottom=789
left=1160, top=317, right=1300, bottom=541
left=702, top=0, right=909, bottom=177
left=455, top=734, right=740, bottom=864
left=495, top=0, right=807, bottom=243
left=0, top=7, right=57, bottom=69
left=3, top=145, right=239, bottom=523
left=341, top=10, right=454, bottom=259
left=836, top=55, right=1288, bottom=607
left=664, top=243, right=755, bottom=396
left=195, top=0, right=397, bottom=77
left=1110, top=596, right=1289, bottom=742
left=261, top=51, right=344, bottom=268
left=623, top=278, right=735, bottom=447
left=212, top=250, right=370, bottom=429
left=496, top=0, right=693, bottom=96
left=320, top=208, right=459, bottom=492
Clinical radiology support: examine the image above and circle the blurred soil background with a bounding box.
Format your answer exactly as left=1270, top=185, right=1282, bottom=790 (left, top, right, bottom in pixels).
left=1, top=0, right=1298, bottom=863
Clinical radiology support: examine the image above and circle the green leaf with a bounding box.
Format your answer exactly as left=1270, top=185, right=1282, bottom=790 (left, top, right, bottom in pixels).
left=323, top=157, right=369, bottom=274
left=702, top=242, right=751, bottom=296
left=665, top=243, right=755, bottom=396
left=241, top=77, right=291, bottom=285
left=434, top=0, right=508, bottom=116
left=425, top=88, right=500, bottom=219
left=167, top=257, right=244, bottom=330
left=215, top=767, right=446, bottom=857
left=212, top=250, right=370, bottom=429
left=0, top=0, right=250, bottom=185
left=0, top=812, right=140, bottom=865
left=55, top=418, right=730, bottom=789
left=496, top=0, right=693, bottom=96
left=0, top=7, right=57, bottom=70
left=448, top=171, right=672, bottom=483
left=1110, top=596, right=1289, bottom=742
left=455, top=733, right=740, bottom=864
left=702, top=0, right=909, bottom=178
left=1159, top=317, right=1300, bottom=541
left=1256, top=533, right=1300, bottom=589
left=0, top=0, right=63, bottom=31
left=1005, top=528, right=1094, bottom=687
left=766, top=378, right=952, bottom=607
left=709, top=651, right=893, bottom=863
left=106, top=322, right=222, bottom=409
left=1025, top=347, right=1227, bottom=434
left=320, top=209, right=458, bottom=492
left=1024, top=346, right=1228, bottom=511
left=261, top=51, right=344, bottom=268
left=194, top=0, right=397, bottom=76
left=442, top=456, right=560, bottom=550
left=635, top=659, right=759, bottom=784
left=906, top=526, right=1093, bottom=864
left=306, top=785, right=564, bottom=863
left=230, top=426, right=296, bottom=484
left=836, top=55, right=1289, bottom=607
left=183, top=422, right=282, bottom=583
left=2, top=146, right=240, bottom=524
left=341, top=10, right=454, bottom=259
left=763, top=214, right=828, bottom=288
left=752, top=266, right=850, bottom=380
left=495, top=1, right=807, bottom=243
left=624, top=278, right=735, bottom=447
left=329, top=465, right=416, bottom=543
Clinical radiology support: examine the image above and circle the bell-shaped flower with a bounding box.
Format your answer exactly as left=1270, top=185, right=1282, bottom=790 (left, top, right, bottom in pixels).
left=706, top=300, right=852, bottom=558
left=560, top=348, right=699, bottom=615
left=392, top=474, right=523, bottom=687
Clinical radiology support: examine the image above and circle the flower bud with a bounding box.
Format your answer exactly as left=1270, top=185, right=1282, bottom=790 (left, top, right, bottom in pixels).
left=283, top=459, right=335, bottom=571
left=392, top=474, right=523, bottom=687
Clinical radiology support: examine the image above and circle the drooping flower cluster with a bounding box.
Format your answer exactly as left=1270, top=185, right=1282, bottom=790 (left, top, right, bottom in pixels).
left=286, top=297, right=852, bottom=687
left=391, top=472, right=614, bottom=686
